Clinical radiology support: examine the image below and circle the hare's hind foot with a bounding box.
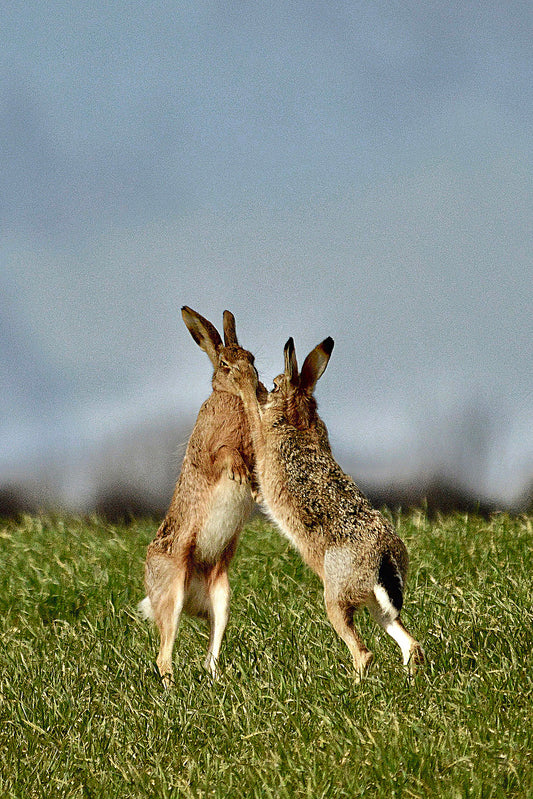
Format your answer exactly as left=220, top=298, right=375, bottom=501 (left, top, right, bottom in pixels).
left=353, top=649, right=374, bottom=683
left=203, top=653, right=220, bottom=679
left=155, top=651, right=174, bottom=688
left=383, top=617, right=424, bottom=674
left=158, top=668, right=174, bottom=690
left=406, top=641, right=425, bottom=675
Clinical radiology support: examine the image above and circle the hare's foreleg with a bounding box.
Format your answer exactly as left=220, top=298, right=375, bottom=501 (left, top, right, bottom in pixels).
left=204, top=568, right=231, bottom=678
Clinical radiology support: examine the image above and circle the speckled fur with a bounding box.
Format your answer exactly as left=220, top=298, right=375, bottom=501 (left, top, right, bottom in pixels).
left=140, top=307, right=265, bottom=686
left=227, top=336, right=424, bottom=679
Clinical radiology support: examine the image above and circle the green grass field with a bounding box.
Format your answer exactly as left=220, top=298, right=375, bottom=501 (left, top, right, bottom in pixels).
left=0, top=512, right=532, bottom=798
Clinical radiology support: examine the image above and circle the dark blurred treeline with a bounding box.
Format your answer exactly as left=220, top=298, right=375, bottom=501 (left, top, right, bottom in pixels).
left=1, top=476, right=531, bottom=523
left=1, top=412, right=531, bottom=522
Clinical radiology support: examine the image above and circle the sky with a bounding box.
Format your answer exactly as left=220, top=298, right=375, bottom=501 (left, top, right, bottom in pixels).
left=1, top=1, right=532, bottom=509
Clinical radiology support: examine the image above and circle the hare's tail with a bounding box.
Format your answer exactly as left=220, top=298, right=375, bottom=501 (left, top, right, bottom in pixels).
left=372, top=553, right=404, bottom=620
left=137, top=596, right=154, bottom=621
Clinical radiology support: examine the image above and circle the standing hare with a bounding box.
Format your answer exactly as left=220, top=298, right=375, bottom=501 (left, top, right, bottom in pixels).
left=225, top=336, right=424, bottom=680
left=139, top=306, right=263, bottom=686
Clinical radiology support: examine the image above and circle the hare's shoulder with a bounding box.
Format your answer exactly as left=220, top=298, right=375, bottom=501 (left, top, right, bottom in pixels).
left=189, top=390, right=247, bottom=438
left=197, top=389, right=245, bottom=418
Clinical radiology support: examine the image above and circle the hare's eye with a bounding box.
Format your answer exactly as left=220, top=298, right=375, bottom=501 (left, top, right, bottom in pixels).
left=220, top=359, right=229, bottom=370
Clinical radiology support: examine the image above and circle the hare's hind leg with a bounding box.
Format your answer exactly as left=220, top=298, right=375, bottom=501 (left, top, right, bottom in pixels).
left=324, top=549, right=373, bottom=680
left=388, top=618, right=424, bottom=673
left=204, top=567, right=231, bottom=678
left=367, top=594, right=424, bottom=673
left=145, top=555, right=186, bottom=688
left=324, top=594, right=373, bottom=681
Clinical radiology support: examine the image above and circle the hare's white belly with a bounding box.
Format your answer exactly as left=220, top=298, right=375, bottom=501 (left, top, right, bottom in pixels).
left=195, top=477, right=252, bottom=563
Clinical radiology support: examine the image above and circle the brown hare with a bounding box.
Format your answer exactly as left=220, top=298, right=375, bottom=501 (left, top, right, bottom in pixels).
left=139, top=306, right=263, bottom=686
left=225, top=336, right=424, bottom=680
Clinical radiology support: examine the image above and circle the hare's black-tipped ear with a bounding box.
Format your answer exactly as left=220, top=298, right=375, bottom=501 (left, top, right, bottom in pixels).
left=284, top=337, right=299, bottom=385
left=181, top=306, right=222, bottom=367
left=223, top=310, right=239, bottom=346
left=299, top=337, right=334, bottom=394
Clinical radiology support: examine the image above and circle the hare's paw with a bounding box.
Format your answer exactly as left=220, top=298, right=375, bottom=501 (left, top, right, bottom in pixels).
left=407, top=642, right=425, bottom=675
left=354, top=650, right=374, bottom=683
left=215, top=445, right=250, bottom=485
left=228, top=457, right=250, bottom=485
left=204, top=653, right=221, bottom=679
left=156, top=659, right=174, bottom=689
left=161, top=671, right=174, bottom=689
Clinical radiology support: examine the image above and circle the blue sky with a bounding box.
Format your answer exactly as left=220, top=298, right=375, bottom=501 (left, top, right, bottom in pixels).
left=1, top=1, right=532, bottom=506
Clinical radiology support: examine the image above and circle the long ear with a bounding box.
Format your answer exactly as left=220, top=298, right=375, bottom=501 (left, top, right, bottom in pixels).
left=284, top=337, right=299, bottom=385
left=223, top=310, right=239, bottom=346
left=299, top=337, right=334, bottom=394
left=181, top=306, right=222, bottom=367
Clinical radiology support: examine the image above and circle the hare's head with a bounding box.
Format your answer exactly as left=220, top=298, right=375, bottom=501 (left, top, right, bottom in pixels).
left=269, top=337, right=334, bottom=430
left=181, top=306, right=257, bottom=394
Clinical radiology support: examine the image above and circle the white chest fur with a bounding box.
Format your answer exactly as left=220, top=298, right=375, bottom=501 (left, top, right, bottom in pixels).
left=195, top=477, right=253, bottom=563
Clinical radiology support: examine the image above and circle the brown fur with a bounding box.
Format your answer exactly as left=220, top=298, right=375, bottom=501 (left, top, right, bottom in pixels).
left=226, top=336, right=424, bottom=680
left=140, top=307, right=265, bottom=686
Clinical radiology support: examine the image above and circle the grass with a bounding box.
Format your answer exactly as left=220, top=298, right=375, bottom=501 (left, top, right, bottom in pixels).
left=0, top=511, right=532, bottom=798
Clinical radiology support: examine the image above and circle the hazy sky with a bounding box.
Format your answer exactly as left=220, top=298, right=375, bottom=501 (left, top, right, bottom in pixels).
left=2, top=2, right=532, bottom=505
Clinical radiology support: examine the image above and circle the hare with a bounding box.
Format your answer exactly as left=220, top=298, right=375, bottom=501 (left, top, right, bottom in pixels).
left=139, top=306, right=263, bottom=686
left=225, top=336, right=424, bottom=680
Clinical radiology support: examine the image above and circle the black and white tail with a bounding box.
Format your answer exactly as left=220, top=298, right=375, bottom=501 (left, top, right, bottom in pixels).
left=373, top=553, right=403, bottom=621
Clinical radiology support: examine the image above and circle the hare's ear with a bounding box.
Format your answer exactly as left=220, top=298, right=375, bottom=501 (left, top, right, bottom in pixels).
left=284, top=337, right=299, bottom=385
left=223, top=310, right=239, bottom=346
left=299, top=337, right=334, bottom=394
left=181, top=306, right=222, bottom=367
